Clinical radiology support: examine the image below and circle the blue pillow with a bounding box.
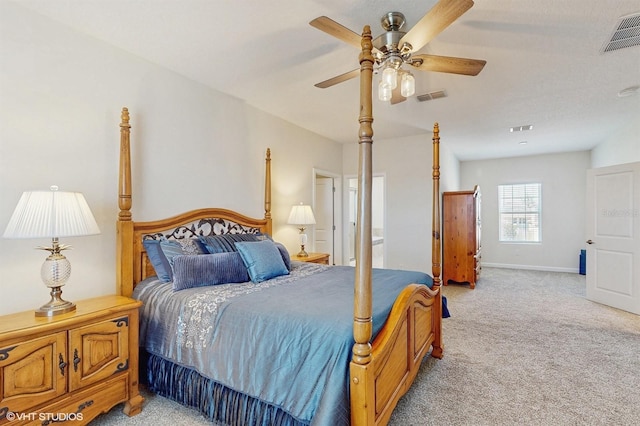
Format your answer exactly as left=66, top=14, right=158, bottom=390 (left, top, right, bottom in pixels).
left=274, top=242, right=291, bottom=271
left=235, top=240, right=289, bottom=283
left=160, top=238, right=207, bottom=269
left=200, top=234, right=291, bottom=271
left=172, top=252, right=250, bottom=291
left=142, top=239, right=173, bottom=282
left=199, top=233, right=267, bottom=253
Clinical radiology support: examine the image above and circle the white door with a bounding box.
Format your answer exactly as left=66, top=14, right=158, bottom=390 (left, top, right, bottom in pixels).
left=315, top=177, right=334, bottom=264
left=586, top=162, right=640, bottom=315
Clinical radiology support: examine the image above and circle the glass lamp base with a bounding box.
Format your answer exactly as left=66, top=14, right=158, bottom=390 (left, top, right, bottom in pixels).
left=35, top=286, right=76, bottom=317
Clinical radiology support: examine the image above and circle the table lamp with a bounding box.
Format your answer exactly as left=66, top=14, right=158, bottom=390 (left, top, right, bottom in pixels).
left=3, top=186, right=101, bottom=316
left=287, top=203, right=316, bottom=257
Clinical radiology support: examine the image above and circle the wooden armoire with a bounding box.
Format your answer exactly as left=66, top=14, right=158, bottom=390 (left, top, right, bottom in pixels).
left=442, top=185, right=481, bottom=289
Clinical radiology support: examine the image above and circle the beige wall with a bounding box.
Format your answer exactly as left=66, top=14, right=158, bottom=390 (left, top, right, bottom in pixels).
left=0, top=3, right=341, bottom=315
left=461, top=151, right=591, bottom=272
left=342, top=133, right=460, bottom=273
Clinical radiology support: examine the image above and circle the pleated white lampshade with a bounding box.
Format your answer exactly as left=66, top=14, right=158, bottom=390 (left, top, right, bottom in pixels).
left=3, top=186, right=100, bottom=239
left=287, top=204, right=316, bottom=226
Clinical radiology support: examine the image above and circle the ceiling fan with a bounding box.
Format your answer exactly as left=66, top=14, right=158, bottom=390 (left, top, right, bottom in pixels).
left=310, top=0, right=486, bottom=104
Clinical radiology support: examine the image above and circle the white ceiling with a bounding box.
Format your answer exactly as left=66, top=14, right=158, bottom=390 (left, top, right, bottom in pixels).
left=12, top=0, right=640, bottom=161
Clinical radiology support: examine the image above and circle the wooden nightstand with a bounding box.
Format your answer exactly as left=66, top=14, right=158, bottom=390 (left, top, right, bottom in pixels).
left=0, top=295, right=144, bottom=423
left=291, top=252, right=330, bottom=265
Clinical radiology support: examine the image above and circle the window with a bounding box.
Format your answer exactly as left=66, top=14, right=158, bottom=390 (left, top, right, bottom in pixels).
left=498, top=183, right=541, bottom=242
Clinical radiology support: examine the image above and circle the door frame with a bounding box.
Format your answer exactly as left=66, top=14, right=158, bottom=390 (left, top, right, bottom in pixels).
left=312, top=168, right=342, bottom=265
left=343, top=173, right=386, bottom=268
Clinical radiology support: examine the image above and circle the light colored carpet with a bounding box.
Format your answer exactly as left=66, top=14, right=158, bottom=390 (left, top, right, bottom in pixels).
left=93, top=268, right=640, bottom=425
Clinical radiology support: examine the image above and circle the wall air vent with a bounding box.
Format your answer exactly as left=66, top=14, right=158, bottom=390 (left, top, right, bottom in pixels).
left=417, top=90, right=447, bottom=102
left=601, top=12, right=640, bottom=53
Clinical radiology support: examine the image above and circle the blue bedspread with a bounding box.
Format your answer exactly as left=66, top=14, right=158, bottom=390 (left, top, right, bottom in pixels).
left=133, top=262, right=433, bottom=426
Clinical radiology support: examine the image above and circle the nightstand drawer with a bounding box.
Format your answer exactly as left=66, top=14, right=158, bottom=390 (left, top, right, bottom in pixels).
left=22, top=375, right=128, bottom=426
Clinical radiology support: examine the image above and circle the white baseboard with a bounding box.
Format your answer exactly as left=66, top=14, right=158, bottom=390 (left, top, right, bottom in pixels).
left=483, top=263, right=580, bottom=274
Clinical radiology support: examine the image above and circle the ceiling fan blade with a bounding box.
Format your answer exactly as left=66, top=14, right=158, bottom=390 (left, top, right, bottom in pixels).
left=310, top=16, right=362, bottom=49
left=315, top=68, right=360, bottom=88
left=400, top=0, right=474, bottom=52
left=390, top=85, right=406, bottom=105
left=410, top=54, right=486, bottom=76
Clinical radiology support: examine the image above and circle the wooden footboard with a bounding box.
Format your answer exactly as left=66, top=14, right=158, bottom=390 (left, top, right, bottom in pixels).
left=350, top=284, right=442, bottom=425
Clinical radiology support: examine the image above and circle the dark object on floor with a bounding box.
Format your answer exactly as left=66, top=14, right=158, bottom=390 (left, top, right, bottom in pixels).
left=442, top=296, right=450, bottom=318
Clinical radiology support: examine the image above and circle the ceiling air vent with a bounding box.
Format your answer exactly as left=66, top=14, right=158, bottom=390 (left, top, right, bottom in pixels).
left=601, top=12, right=640, bottom=53
left=417, top=90, right=447, bottom=102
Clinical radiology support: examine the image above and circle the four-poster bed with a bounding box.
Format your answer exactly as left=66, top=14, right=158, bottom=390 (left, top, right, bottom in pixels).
left=116, top=26, right=443, bottom=426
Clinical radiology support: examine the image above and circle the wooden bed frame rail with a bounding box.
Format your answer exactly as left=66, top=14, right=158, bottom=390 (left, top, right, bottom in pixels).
left=115, top=25, right=442, bottom=426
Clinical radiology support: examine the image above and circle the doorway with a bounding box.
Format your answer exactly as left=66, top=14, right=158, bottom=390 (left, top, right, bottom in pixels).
left=313, top=169, right=342, bottom=265
left=347, top=175, right=385, bottom=268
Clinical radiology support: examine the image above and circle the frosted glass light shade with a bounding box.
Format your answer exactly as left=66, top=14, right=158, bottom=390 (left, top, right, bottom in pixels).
left=287, top=203, right=316, bottom=226
left=382, top=67, right=397, bottom=89
left=378, top=80, right=392, bottom=101
left=401, top=72, right=415, bottom=97
left=3, top=187, right=100, bottom=239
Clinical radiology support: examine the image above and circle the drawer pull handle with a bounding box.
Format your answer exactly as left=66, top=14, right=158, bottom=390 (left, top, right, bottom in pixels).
left=73, top=348, right=81, bottom=372
left=58, top=353, right=67, bottom=376
left=77, top=399, right=94, bottom=411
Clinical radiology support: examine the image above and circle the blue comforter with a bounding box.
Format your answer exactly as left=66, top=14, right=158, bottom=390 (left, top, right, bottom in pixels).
left=133, top=262, right=433, bottom=425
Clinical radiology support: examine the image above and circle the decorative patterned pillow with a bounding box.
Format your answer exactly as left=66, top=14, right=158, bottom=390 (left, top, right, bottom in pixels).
left=142, top=239, right=173, bottom=282
left=199, top=233, right=267, bottom=254
left=171, top=252, right=250, bottom=291
left=160, top=238, right=207, bottom=269
left=235, top=240, right=289, bottom=283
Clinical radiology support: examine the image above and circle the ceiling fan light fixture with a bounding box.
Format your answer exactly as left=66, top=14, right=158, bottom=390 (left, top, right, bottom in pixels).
left=310, top=3, right=487, bottom=96
left=400, top=72, right=415, bottom=97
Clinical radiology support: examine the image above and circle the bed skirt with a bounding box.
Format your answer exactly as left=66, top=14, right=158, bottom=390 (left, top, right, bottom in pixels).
left=145, top=352, right=309, bottom=426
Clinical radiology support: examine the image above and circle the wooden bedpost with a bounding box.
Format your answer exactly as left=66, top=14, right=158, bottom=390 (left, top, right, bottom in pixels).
left=351, top=25, right=375, bottom=425
left=116, top=107, right=134, bottom=297
left=264, top=148, right=273, bottom=236
left=352, top=24, right=374, bottom=365
left=431, top=123, right=444, bottom=358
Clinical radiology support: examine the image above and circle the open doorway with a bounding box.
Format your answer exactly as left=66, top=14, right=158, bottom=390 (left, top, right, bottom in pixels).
left=313, top=169, right=342, bottom=265
left=347, top=175, right=385, bottom=268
